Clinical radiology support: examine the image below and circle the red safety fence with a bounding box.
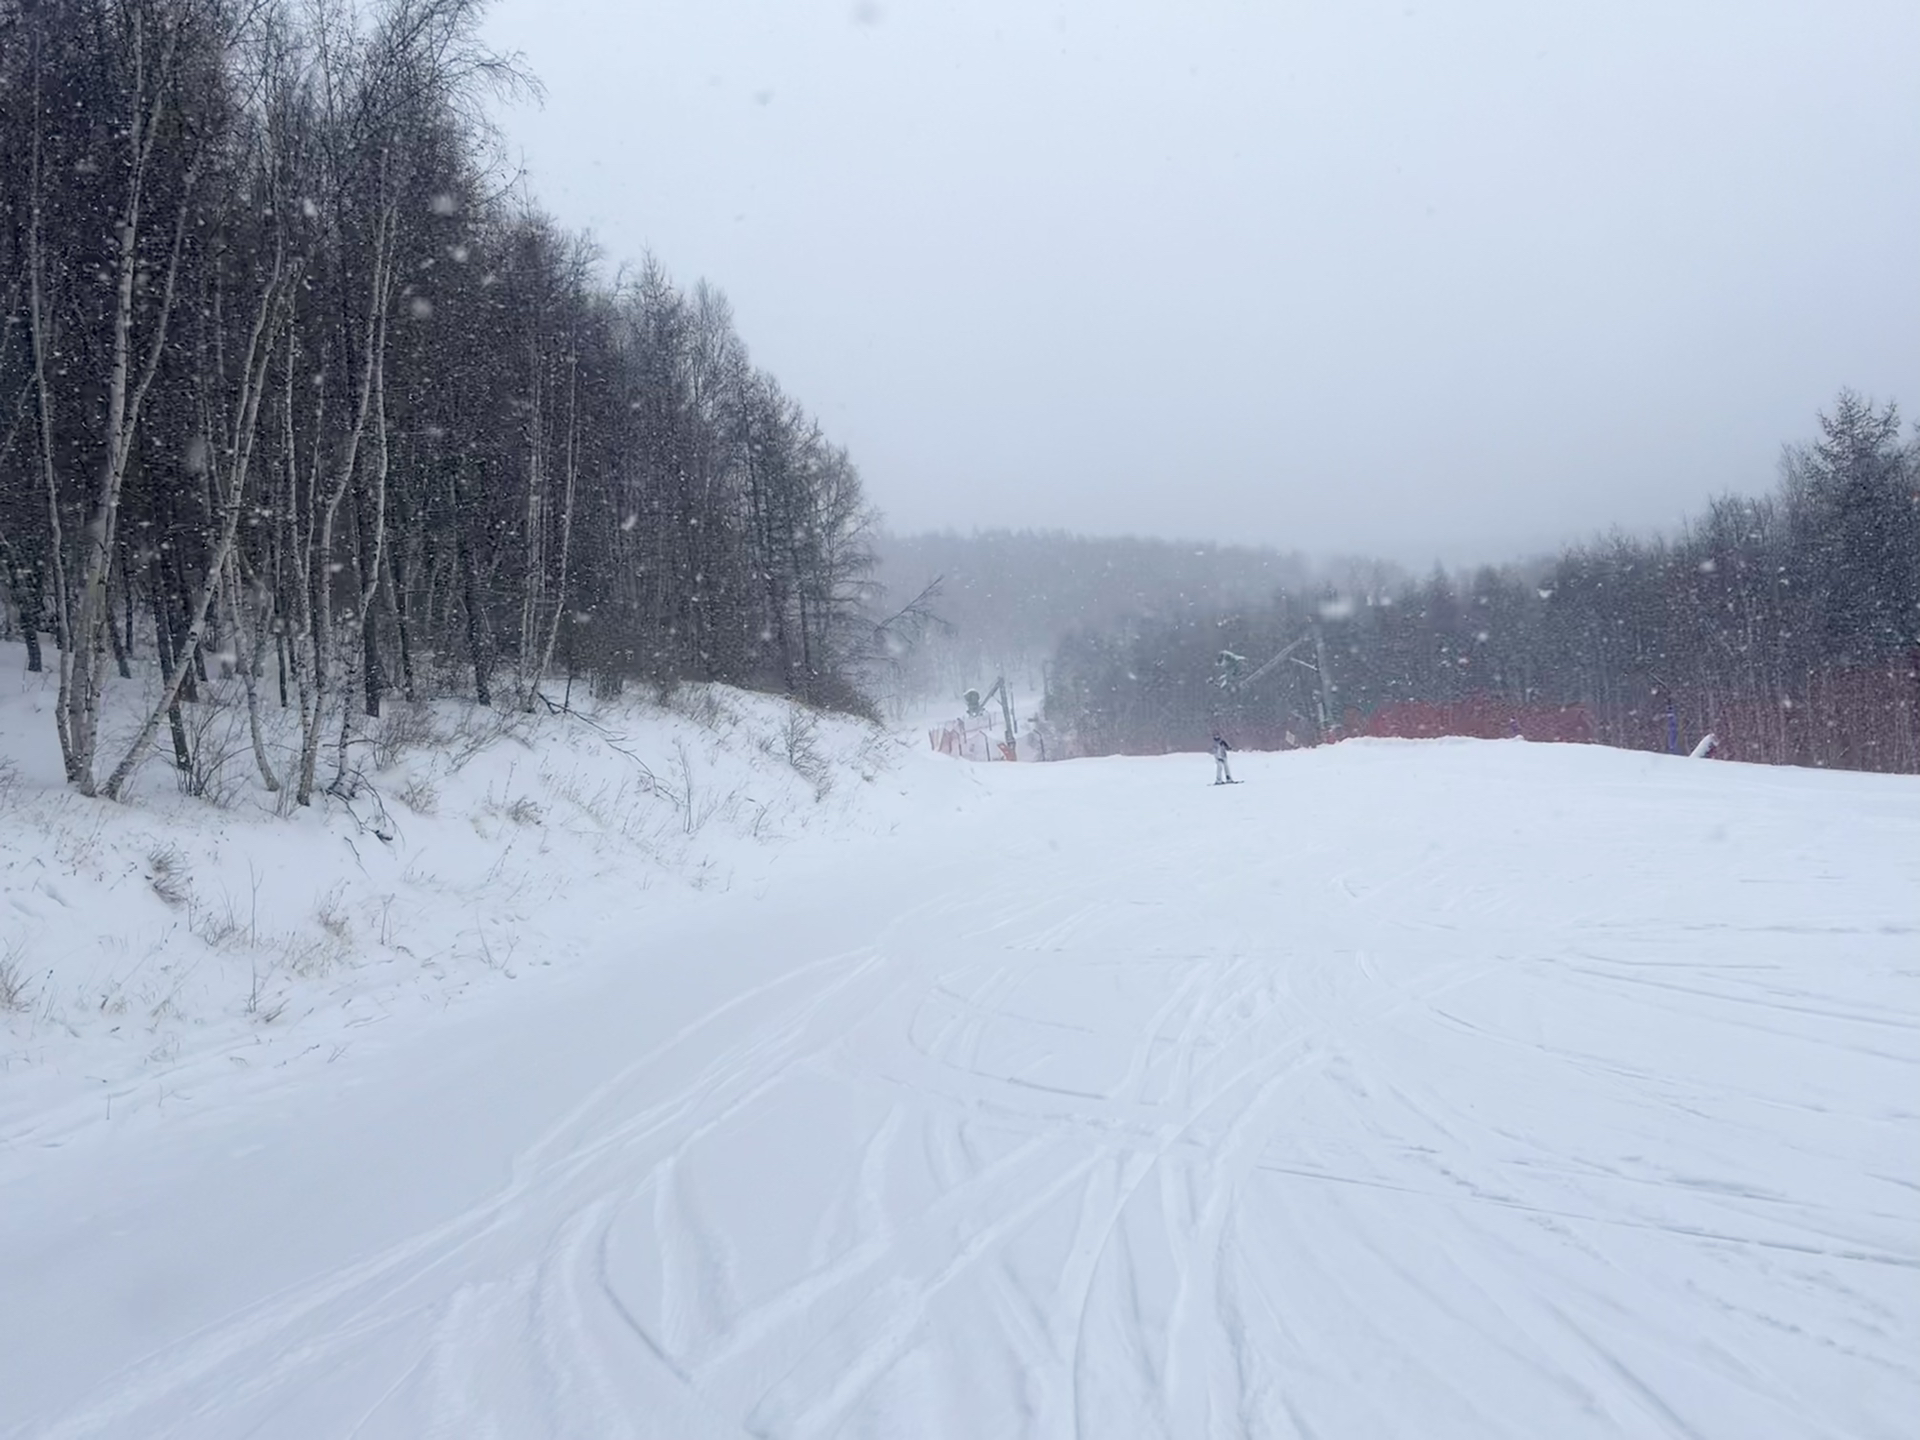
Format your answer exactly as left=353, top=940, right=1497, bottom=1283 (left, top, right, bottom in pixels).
left=930, top=717, right=1045, bottom=761
left=930, top=720, right=989, bottom=761
left=1354, top=697, right=1596, bottom=744
left=1598, top=661, right=1919, bottom=773
left=1346, top=659, right=1917, bottom=773
left=1039, top=657, right=1919, bottom=773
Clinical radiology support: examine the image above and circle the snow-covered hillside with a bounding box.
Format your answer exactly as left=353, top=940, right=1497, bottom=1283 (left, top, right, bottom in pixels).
left=0, top=644, right=933, bottom=1142
left=3, top=714, right=1916, bottom=1438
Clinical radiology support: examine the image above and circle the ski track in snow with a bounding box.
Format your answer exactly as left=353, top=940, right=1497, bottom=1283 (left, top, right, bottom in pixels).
left=3, top=740, right=1916, bottom=1438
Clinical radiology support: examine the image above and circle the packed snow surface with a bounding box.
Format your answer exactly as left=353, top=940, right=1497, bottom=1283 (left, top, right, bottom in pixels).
left=3, top=736, right=1916, bottom=1438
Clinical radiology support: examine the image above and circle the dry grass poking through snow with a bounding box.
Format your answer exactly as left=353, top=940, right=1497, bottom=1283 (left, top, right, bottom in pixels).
left=0, top=940, right=30, bottom=1014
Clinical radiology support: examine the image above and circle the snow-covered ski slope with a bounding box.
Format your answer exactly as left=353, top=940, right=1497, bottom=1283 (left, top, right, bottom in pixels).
left=4, top=739, right=1916, bottom=1438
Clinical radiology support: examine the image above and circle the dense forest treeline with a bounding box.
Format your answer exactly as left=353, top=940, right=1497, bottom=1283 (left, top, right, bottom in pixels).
left=0, top=0, right=883, bottom=804
left=1045, top=396, right=1920, bottom=773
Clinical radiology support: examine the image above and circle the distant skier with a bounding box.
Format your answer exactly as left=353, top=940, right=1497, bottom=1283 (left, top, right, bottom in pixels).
left=1212, top=733, right=1234, bottom=785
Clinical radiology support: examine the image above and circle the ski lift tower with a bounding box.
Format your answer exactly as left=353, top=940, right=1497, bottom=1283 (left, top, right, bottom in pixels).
left=966, top=675, right=1019, bottom=759
left=1216, top=624, right=1336, bottom=743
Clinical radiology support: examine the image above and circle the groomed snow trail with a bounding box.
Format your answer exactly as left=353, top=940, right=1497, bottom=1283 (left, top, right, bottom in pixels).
left=3, top=741, right=1916, bottom=1438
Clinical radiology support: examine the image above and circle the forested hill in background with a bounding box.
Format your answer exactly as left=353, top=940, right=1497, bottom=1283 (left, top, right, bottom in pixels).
left=872, top=530, right=1394, bottom=706
left=5, top=7, right=1909, bottom=794
left=1043, top=395, right=1920, bottom=774
left=0, top=0, right=879, bottom=806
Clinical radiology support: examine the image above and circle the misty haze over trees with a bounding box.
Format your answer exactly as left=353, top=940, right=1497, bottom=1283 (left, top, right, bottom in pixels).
left=1034, top=395, right=1918, bottom=773
left=871, top=531, right=1388, bottom=705
left=0, top=0, right=881, bottom=804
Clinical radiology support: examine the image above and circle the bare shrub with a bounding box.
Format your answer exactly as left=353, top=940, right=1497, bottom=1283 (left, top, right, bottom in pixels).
left=280, top=932, right=336, bottom=979
left=465, top=922, right=521, bottom=972
left=482, top=788, right=543, bottom=827
left=372, top=701, right=446, bottom=771
left=148, top=844, right=191, bottom=908
left=0, top=758, right=19, bottom=812
left=314, top=884, right=351, bottom=943
left=244, top=952, right=272, bottom=1017
left=446, top=705, right=532, bottom=772
left=545, top=768, right=628, bottom=830
left=847, top=727, right=895, bottom=783
left=397, top=774, right=440, bottom=816
left=56, top=810, right=110, bottom=876
left=193, top=895, right=245, bottom=950
left=0, top=942, right=32, bottom=1013
left=481, top=764, right=544, bottom=827
left=179, top=689, right=251, bottom=806
left=779, top=707, right=832, bottom=798
left=660, top=682, right=726, bottom=730
left=192, top=865, right=263, bottom=951
left=669, top=737, right=729, bottom=835
left=671, top=737, right=700, bottom=834
left=243, top=941, right=302, bottom=1022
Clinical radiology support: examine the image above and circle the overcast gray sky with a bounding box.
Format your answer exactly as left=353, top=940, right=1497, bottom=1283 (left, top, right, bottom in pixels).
left=483, top=0, right=1918, bottom=567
